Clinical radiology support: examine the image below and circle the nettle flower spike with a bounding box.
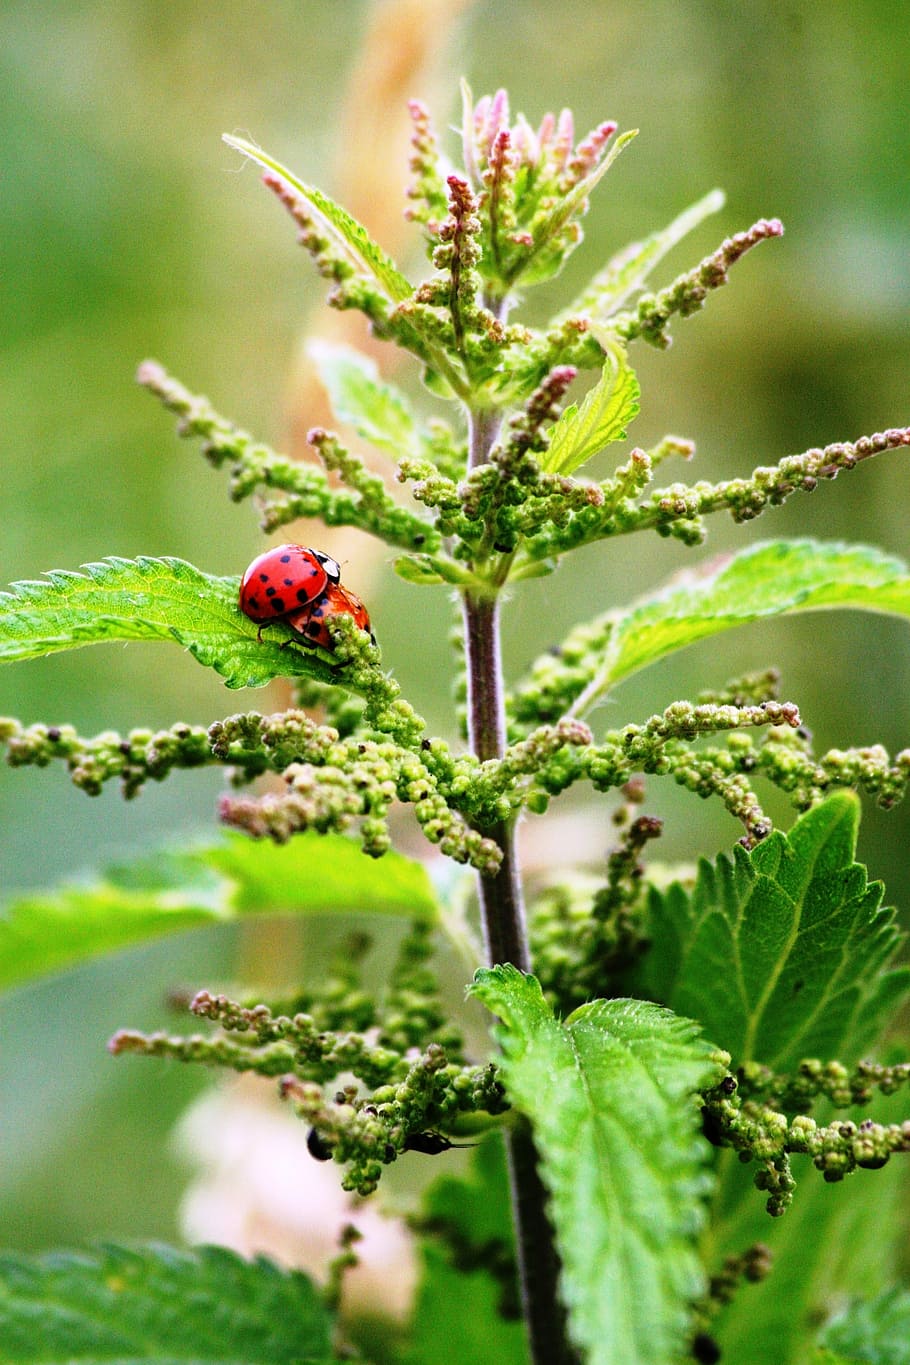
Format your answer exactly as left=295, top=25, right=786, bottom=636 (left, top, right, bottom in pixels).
left=455, top=82, right=634, bottom=296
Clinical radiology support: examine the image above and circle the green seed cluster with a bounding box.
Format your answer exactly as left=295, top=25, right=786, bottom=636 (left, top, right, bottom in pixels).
left=702, top=1072, right=910, bottom=1216
left=0, top=718, right=230, bottom=798
left=530, top=806, right=660, bottom=1014
left=212, top=708, right=501, bottom=872
left=689, top=1243, right=773, bottom=1353
left=137, top=362, right=434, bottom=553
left=610, top=218, right=784, bottom=349
left=737, top=1057, right=910, bottom=1111
left=531, top=700, right=801, bottom=844
left=259, top=169, right=391, bottom=326
left=512, top=425, right=910, bottom=564
left=110, top=921, right=508, bottom=1196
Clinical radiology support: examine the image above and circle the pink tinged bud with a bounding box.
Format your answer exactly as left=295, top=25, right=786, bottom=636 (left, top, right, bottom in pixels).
left=537, top=111, right=555, bottom=152
left=570, top=121, right=619, bottom=179
left=553, top=108, right=575, bottom=169
left=485, top=88, right=510, bottom=151
left=473, top=94, right=490, bottom=130
left=511, top=113, right=539, bottom=165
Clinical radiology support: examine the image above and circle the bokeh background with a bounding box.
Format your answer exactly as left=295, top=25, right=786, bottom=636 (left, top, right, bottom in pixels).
left=2, top=0, right=909, bottom=1295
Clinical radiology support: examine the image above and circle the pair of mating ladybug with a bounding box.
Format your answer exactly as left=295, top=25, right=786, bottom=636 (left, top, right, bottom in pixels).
left=239, top=544, right=374, bottom=650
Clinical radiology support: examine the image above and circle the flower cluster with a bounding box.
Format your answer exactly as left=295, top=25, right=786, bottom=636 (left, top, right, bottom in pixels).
left=702, top=1069, right=910, bottom=1216
left=110, top=922, right=508, bottom=1195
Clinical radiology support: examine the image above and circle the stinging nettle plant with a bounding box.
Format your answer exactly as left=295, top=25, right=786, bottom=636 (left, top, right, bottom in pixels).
left=2, top=84, right=910, bottom=1365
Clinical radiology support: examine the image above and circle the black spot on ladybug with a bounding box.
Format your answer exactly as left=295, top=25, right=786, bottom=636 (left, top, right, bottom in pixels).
left=296, top=589, right=311, bottom=602
left=265, top=586, right=277, bottom=597
left=280, top=553, right=292, bottom=563
left=306, top=621, right=321, bottom=637
left=283, top=577, right=294, bottom=586
left=258, top=572, right=269, bottom=582
left=270, top=597, right=286, bottom=612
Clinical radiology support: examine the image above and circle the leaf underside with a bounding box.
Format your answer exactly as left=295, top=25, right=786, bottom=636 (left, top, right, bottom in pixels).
left=607, top=539, right=910, bottom=692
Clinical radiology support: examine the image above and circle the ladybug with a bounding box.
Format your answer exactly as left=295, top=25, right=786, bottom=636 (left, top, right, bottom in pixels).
left=287, top=581, right=375, bottom=650
left=238, top=544, right=341, bottom=627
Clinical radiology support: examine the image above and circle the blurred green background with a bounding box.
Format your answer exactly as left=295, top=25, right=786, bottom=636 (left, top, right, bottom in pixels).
left=1, top=0, right=909, bottom=1284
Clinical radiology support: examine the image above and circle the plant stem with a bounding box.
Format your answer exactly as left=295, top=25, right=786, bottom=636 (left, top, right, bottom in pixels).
left=463, top=405, right=578, bottom=1365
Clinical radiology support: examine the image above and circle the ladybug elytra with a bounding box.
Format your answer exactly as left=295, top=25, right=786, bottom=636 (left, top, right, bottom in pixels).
left=287, top=581, right=375, bottom=649
left=238, top=544, right=340, bottom=624
left=238, top=544, right=373, bottom=651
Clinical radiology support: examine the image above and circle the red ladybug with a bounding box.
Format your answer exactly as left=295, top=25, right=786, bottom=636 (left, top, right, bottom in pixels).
left=239, top=545, right=341, bottom=625
left=287, top=581, right=375, bottom=649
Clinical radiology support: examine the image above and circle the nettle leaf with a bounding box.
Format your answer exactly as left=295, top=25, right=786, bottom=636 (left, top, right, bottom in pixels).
left=0, top=1242, right=333, bottom=1363
left=559, top=187, right=726, bottom=322
left=224, top=134, right=412, bottom=303
left=541, top=338, right=640, bottom=476
left=521, top=540, right=910, bottom=721
left=0, top=834, right=438, bottom=995
left=0, top=556, right=348, bottom=690
left=393, top=553, right=478, bottom=586
left=470, top=966, right=723, bottom=1365
left=607, top=539, right=910, bottom=690
left=633, top=793, right=910, bottom=1068
left=308, top=339, right=420, bottom=458
left=818, top=1287, right=910, bottom=1364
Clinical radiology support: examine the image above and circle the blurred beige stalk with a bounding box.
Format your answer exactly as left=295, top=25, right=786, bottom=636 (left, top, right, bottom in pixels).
left=183, top=0, right=477, bottom=1324
left=285, top=0, right=475, bottom=582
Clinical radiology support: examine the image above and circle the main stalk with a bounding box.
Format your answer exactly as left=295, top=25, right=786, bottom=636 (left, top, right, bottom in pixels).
left=462, top=406, right=577, bottom=1365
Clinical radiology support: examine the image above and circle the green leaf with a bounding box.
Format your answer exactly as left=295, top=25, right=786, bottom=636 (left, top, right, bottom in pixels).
left=632, top=793, right=909, bottom=1068
left=609, top=539, right=910, bottom=689
left=0, top=834, right=438, bottom=995
left=818, top=1288, right=910, bottom=1364
left=469, top=966, right=723, bottom=1365
left=224, top=134, right=412, bottom=303
left=540, top=338, right=640, bottom=475
left=401, top=1138, right=528, bottom=1365
left=516, top=540, right=910, bottom=721
left=0, top=1242, right=333, bottom=1363
left=393, top=553, right=478, bottom=586
left=0, top=555, right=351, bottom=690
left=558, top=188, right=726, bottom=323
left=308, top=340, right=420, bottom=458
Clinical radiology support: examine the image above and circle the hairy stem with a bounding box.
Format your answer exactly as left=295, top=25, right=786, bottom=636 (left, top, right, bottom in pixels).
left=463, top=405, right=577, bottom=1365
